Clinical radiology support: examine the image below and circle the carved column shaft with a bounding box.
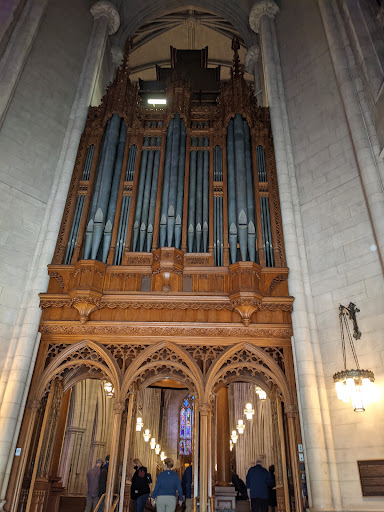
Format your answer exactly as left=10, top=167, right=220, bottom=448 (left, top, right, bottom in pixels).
left=118, top=394, right=135, bottom=512
left=199, top=404, right=210, bottom=512
left=215, top=387, right=231, bottom=486
left=105, top=403, right=125, bottom=510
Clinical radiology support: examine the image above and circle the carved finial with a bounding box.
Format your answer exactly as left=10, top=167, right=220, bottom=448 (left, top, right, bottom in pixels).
left=120, top=38, right=132, bottom=75
left=231, top=37, right=242, bottom=78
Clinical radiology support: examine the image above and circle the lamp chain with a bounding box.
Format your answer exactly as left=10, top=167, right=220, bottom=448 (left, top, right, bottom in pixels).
left=339, top=311, right=347, bottom=370
left=341, top=310, right=360, bottom=369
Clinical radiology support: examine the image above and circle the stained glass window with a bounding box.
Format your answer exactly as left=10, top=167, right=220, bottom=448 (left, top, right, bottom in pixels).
left=179, top=395, right=194, bottom=455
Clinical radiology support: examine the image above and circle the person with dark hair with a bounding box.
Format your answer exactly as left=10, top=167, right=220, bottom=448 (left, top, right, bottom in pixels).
left=231, top=472, right=248, bottom=501
left=246, top=460, right=273, bottom=512
left=268, top=465, right=277, bottom=512
left=131, top=460, right=152, bottom=512
left=152, top=458, right=183, bottom=512
left=84, top=459, right=103, bottom=512
left=181, top=464, right=192, bottom=512
left=98, top=455, right=110, bottom=512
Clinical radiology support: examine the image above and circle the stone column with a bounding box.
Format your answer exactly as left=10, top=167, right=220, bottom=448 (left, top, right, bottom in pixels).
left=318, top=0, right=384, bottom=263
left=0, top=3, right=120, bottom=508
left=249, top=1, right=335, bottom=509
left=105, top=402, right=124, bottom=511
left=119, top=393, right=134, bottom=512
left=245, top=44, right=263, bottom=105
left=0, top=0, right=49, bottom=128
left=215, top=387, right=231, bottom=486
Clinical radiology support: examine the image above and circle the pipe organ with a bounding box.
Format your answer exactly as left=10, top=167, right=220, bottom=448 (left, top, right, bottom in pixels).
left=54, top=43, right=285, bottom=272
left=14, top=40, right=304, bottom=512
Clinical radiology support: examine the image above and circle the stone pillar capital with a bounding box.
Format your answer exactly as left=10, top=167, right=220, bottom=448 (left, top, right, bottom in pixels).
left=90, top=0, right=120, bottom=35
left=199, top=403, right=211, bottom=415
left=245, top=45, right=261, bottom=74
left=113, top=402, right=126, bottom=414
left=285, top=404, right=298, bottom=418
left=27, top=399, right=41, bottom=412
left=249, top=0, right=279, bottom=34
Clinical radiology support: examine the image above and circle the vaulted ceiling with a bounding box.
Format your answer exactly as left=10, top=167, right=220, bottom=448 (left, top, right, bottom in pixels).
left=124, top=8, right=255, bottom=83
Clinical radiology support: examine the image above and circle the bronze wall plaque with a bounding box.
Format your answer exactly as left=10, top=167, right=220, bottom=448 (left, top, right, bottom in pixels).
left=358, top=460, right=384, bottom=496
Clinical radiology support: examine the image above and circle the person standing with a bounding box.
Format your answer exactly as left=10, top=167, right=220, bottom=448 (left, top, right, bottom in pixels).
left=181, top=464, right=192, bottom=512
left=268, top=465, right=277, bottom=512
left=98, top=455, right=110, bottom=512
left=84, top=459, right=103, bottom=512
left=246, top=460, right=273, bottom=512
left=152, top=458, right=183, bottom=512
left=131, top=462, right=152, bottom=512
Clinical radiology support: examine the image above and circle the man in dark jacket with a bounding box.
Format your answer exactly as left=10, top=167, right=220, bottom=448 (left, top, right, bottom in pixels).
left=181, top=464, right=192, bottom=512
left=98, top=455, right=109, bottom=512
left=246, top=460, right=273, bottom=512
left=131, top=465, right=152, bottom=512
left=84, top=459, right=103, bottom=512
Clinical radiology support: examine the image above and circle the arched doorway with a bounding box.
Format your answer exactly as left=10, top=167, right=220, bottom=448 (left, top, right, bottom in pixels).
left=204, top=343, right=305, bottom=512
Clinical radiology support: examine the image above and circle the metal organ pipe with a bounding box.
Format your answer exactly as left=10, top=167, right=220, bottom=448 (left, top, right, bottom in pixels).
left=157, top=114, right=186, bottom=249
left=233, top=114, right=248, bottom=261
left=65, top=145, right=95, bottom=263
left=90, top=113, right=121, bottom=260
left=139, top=135, right=156, bottom=252
left=159, top=118, right=174, bottom=247
left=226, top=120, right=237, bottom=264
left=187, top=136, right=197, bottom=252
left=195, top=138, right=203, bottom=252
left=175, top=123, right=186, bottom=249
left=257, top=145, right=274, bottom=266
left=132, top=134, right=150, bottom=251
left=203, top=136, right=209, bottom=252
left=83, top=114, right=122, bottom=260
left=114, top=145, right=137, bottom=264
left=213, top=145, right=223, bottom=266
left=243, top=119, right=256, bottom=262
left=146, top=137, right=161, bottom=252
left=167, top=115, right=181, bottom=247
left=102, top=121, right=127, bottom=262
left=84, top=120, right=111, bottom=259
left=226, top=114, right=257, bottom=263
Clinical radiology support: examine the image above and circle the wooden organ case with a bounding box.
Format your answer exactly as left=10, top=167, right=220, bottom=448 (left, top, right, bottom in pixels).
left=10, top=40, right=307, bottom=512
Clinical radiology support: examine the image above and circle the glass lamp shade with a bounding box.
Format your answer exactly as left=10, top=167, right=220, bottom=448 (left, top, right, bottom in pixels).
left=244, top=403, right=254, bottom=420
left=150, top=438, right=156, bottom=449
left=333, top=369, right=375, bottom=412
left=230, top=440, right=233, bottom=451
left=155, top=444, right=161, bottom=455
left=103, top=381, right=114, bottom=397
left=236, top=419, right=245, bottom=434
left=160, top=452, right=166, bottom=461
left=255, top=386, right=267, bottom=400
left=231, top=429, right=238, bottom=443
left=143, top=429, right=151, bottom=442
left=136, top=417, right=144, bottom=431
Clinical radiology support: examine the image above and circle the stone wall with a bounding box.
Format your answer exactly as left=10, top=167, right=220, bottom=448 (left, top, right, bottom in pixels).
left=0, top=0, right=92, bottom=374
left=277, top=0, right=384, bottom=509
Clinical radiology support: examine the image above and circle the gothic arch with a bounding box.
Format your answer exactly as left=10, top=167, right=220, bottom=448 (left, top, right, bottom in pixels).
left=204, top=342, right=292, bottom=404
left=34, top=340, right=122, bottom=402
left=121, top=341, right=204, bottom=398
left=118, top=0, right=255, bottom=48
